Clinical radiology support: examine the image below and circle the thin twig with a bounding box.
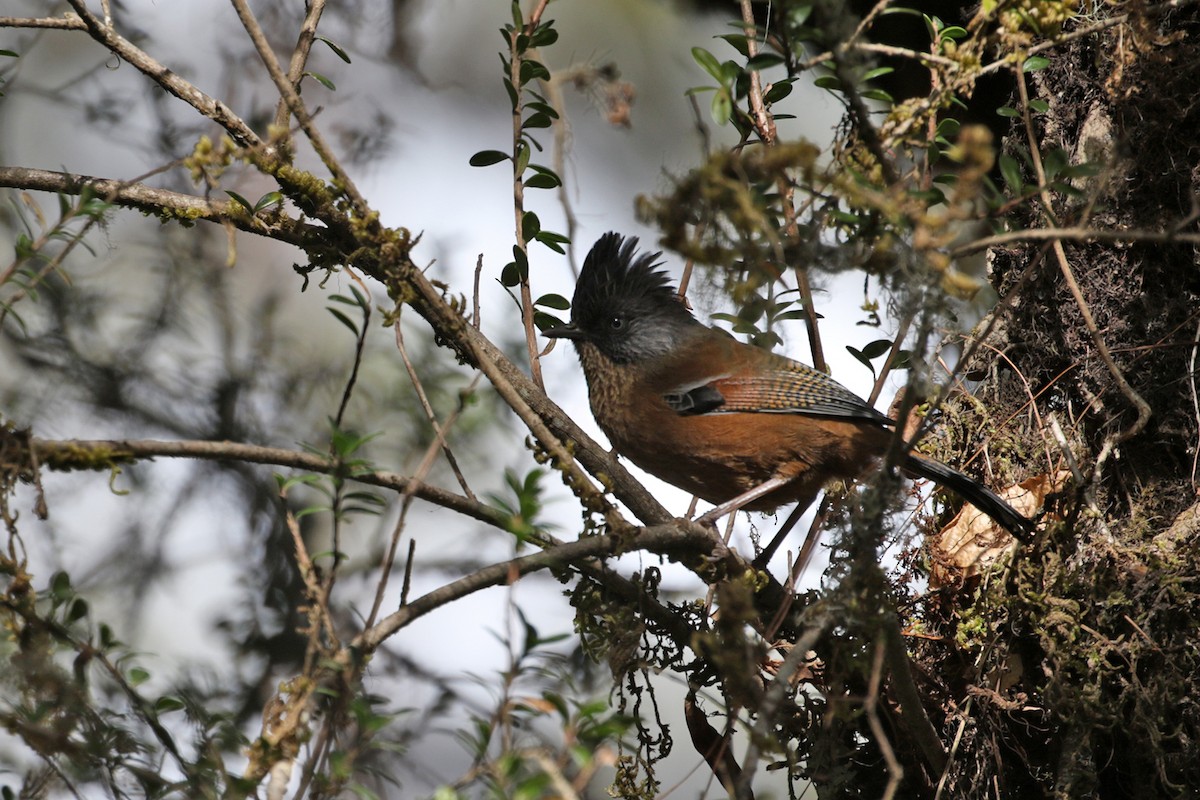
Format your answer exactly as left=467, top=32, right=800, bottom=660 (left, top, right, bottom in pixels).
left=228, top=0, right=369, bottom=218
left=272, top=0, right=327, bottom=135
left=951, top=225, right=1200, bottom=256
left=0, top=166, right=321, bottom=247
left=29, top=437, right=506, bottom=528
left=1015, top=67, right=1150, bottom=451
left=864, top=640, right=904, bottom=800
left=62, top=0, right=261, bottom=147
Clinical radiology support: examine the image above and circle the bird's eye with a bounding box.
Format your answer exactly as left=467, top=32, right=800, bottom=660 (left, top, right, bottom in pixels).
left=609, top=316, right=625, bottom=331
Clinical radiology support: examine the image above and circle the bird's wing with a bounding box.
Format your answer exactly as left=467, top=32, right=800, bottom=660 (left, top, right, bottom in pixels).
left=666, top=358, right=893, bottom=425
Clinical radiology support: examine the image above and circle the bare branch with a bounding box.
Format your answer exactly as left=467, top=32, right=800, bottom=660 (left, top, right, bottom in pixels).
left=228, top=0, right=369, bottom=217
left=29, top=436, right=505, bottom=529
left=62, top=0, right=261, bottom=148
left=0, top=14, right=88, bottom=30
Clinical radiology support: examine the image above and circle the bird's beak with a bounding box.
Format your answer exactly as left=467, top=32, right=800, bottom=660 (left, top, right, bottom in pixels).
left=542, top=323, right=585, bottom=341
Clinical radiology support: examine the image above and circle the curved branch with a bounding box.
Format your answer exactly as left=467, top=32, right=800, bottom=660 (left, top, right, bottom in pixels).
left=62, top=0, right=261, bottom=149
left=951, top=225, right=1200, bottom=257
left=0, top=166, right=325, bottom=248
left=356, top=522, right=725, bottom=651
left=29, top=437, right=505, bottom=528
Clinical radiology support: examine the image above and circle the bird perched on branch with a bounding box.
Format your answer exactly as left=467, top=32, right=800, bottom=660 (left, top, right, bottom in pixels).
left=544, top=232, right=1033, bottom=542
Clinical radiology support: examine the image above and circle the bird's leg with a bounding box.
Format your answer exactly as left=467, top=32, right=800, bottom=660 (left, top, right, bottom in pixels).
left=695, top=475, right=795, bottom=525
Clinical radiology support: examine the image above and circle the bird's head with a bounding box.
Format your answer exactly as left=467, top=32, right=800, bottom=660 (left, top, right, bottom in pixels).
left=544, top=233, right=699, bottom=365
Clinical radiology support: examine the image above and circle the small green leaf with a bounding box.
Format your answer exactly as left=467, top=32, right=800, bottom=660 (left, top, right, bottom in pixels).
left=303, top=71, right=336, bottom=91
left=529, top=25, right=559, bottom=48
left=522, top=111, right=553, bottom=129
left=225, top=190, right=252, bottom=210
left=51, top=570, right=72, bottom=598
left=691, top=47, right=725, bottom=82
left=863, top=66, right=895, bottom=81
left=861, top=338, right=893, bottom=360
left=128, top=667, right=150, bottom=686
left=1028, top=98, right=1050, bottom=113
left=996, top=105, right=1020, bottom=118
left=0, top=49, right=18, bottom=58
left=67, top=598, right=89, bottom=623
left=1022, top=55, right=1050, bottom=73
left=327, top=307, right=359, bottom=335
left=936, top=118, right=960, bottom=138
left=500, top=262, right=523, bottom=287
left=716, top=33, right=750, bottom=57
left=998, top=153, right=1023, bottom=191
left=763, top=79, right=794, bottom=104
left=746, top=53, right=784, bottom=70
left=155, top=696, right=187, bottom=713
left=254, top=191, right=284, bottom=212
left=813, top=75, right=841, bottom=91
left=535, top=293, right=570, bottom=310
left=469, top=150, right=509, bottom=167
left=846, top=346, right=876, bottom=376
left=534, top=311, right=565, bottom=330
left=939, top=25, right=968, bottom=40
left=535, top=230, right=569, bottom=253
left=524, top=172, right=560, bottom=190
left=518, top=59, right=550, bottom=85
left=522, top=211, right=540, bottom=239
left=317, top=37, right=351, bottom=63
left=710, top=89, right=732, bottom=124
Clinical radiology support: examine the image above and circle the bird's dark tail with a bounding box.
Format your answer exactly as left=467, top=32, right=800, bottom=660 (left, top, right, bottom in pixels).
left=902, top=453, right=1034, bottom=542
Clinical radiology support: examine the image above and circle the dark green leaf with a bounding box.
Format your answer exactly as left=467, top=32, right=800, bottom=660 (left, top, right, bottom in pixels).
left=522, top=211, right=540, bottom=239
left=535, top=230, right=569, bottom=253
left=534, top=311, right=565, bottom=330
left=469, top=150, right=510, bottom=167
left=529, top=25, right=559, bottom=48
left=746, top=53, right=784, bottom=70
left=1022, top=55, right=1050, bottom=73
left=522, top=111, right=553, bottom=129
left=225, top=190, right=252, bottom=210
left=861, top=338, right=893, bottom=359
left=716, top=33, right=750, bottom=57
left=524, top=172, right=560, bottom=189
left=1028, top=98, right=1050, bottom=113
left=155, top=696, right=186, bottom=713
left=996, top=105, right=1020, bottom=118
left=998, top=153, right=1023, bottom=192
left=317, top=36, right=351, bottom=63
left=519, top=59, right=550, bottom=85
left=327, top=307, right=359, bottom=335
left=814, top=75, right=841, bottom=91
left=763, top=79, right=794, bottom=104
left=535, top=293, right=570, bottom=310
left=50, top=571, right=72, bottom=600
left=67, top=598, right=89, bottom=623
left=500, top=261, right=524, bottom=287
left=846, top=346, right=876, bottom=376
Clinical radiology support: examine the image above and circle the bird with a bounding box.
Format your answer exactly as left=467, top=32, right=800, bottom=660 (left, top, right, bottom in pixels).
left=543, top=232, right=1034, bottom=543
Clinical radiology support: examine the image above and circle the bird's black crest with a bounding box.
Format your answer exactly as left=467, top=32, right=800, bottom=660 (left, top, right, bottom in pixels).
left=572, top=233, right=688, bottom=323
